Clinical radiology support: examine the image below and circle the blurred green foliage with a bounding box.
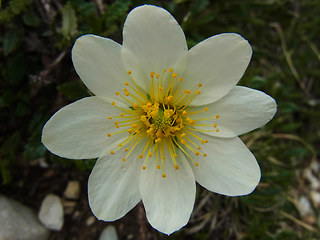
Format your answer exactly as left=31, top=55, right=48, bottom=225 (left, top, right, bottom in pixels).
left=0, top=0, right=319, bottom=239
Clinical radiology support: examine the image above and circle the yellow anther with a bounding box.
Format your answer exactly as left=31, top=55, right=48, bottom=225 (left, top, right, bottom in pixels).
left=127, top=71, right=132, bottom=75
left=183, top=89, right=188, bottom=93
left=159, top=87, right=163, bottom=91
left=148, top=153, right=153, bottom=157
left=124, top=88, right=128, bottom=92
left=110, top=150, right=115, bottom=154
left=120, top=113, right=125, bottom=117
left=108, top=117, right=112, bottom=120
left=164, top=109, right=174, bottom=118
left=205, top=107, right=208, bottom=111
left=133, top=103, right=139, bottom=109
left=107, top=133, right=111, bottom=137
left=147, top=102, right=152, bottom=107
left=142, top=166, right=146, bottom=170
left=125, top=148, right=129, bottom=152
left=178, top=77, right=183, bottom=82
left=203, top=153, right=207, bottom=157
left=213, top=123, right=217, bottom=128
left=125, top=82, right=129, bottom=86
left=156, top=165, right=161, bottom=169
left=114, top=121, right=118, bottom=125
left=174, top=164, right=179, bottom=170
left=156, top=73, right=160, bottom=78
left=112, top=102, right=116, bottom=106
left=150, top=72, right=155, bottom=78
left=181, top=139, right=186, bottom=144
left=125, top=92, right=129, bottom=96
left=115, top=125, right=120, bottom=129
left=168, top=68, right=173, bottom=72
left=195, top=162, right=199, bottom=166
left=163, top=69, right=167, bottom=72
left=131, top=123, right=137, bottom=128
left=138, top=154, right=143, bottom=159
left=198, top=83, right=202, bottom=87
left=118, top=144, right=122, bottom=147
left=155, top=138, right=162, bottom=143
left=195, top=151, right=200, bottom=156
left=216, top=129, right=220, bottom=132
left=172, top=73, right=177, bottom=78
left=156, top=129, right=163, bottom=138
left=122, top=158, right=126, bottom=162
left=174, top=154, right=178, bottom=158
left=182, top=110, right=188, bottom=116
left=127, top=129, right=132, bottom=133
left=187, top=90, right=191, bottom=94
left=216, top=115, right=220, bottom=119
left=116, top=92, right=120, bottom=96
left=201, top=139, right=208, bottom=144
left=162, top=174, right=166, bottom=178
left=197, top=146, right=201, bottom=150
left=187, top=118, right=195, bottom=124
left=164, top=95, right=174, bottom=103
left=196, top=90, right=200, bottom=94
left=161, top=156, right=166, bottom=160
left=180, top=133, right=186, bottom=137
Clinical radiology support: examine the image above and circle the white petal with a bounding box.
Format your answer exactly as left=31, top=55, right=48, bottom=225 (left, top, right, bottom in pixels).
left=175, top=33, right=252, bottom=106
left=42, top=97, right=127, bottom=159
left=99, top=225, right=118, bottom=240
left=88, top=138, right=146, bottom=221
left=188, top=133, right=260, bottom=196
left=188, top=86, right=277, bottom=137
left=139, top=143, right=195, bottom=235
left=122, top=5, right=187, bottom=91
left=72, top=34, right=129, bottom=97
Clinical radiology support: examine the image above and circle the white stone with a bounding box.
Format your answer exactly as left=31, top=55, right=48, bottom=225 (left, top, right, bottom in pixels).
left=310, top=190, right=320, bottom=207
left=298, top=195, right=313, bottom=217
left=86, top=215, right=96, bottom=226
left=64, top=180, right=80, bottom=199
left=38, top=194, right=64, bottom=231
left=99, top=225, right=118, bottom=240
left=303, top=168, right=319, bottom=189
left=0, top=195, right=49, bottom=240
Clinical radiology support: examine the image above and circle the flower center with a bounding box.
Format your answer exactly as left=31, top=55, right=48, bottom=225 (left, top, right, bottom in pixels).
left=141, top=103, right=183, bottom=141
left=106, top=69, right=221, bottom=178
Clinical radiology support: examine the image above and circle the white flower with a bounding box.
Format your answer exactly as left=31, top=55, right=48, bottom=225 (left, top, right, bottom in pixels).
left=42, top=5, right=277, bottom=235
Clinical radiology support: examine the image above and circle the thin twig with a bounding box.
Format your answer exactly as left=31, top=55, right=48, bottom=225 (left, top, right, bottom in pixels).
left=280, top=210, right=318, bottom=232
left=270, top=22, right=306, bottom=94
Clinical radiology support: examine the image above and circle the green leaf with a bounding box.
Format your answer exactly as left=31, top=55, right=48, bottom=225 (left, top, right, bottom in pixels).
left=23, top=10, right=41, bottom=26
left=60, top=3, right=78, bottom=40
left=2, top=30, right=20, bottom=56
left=1, top=166, right=12, bottom=184
left=58, top=81, right=89, bottom=101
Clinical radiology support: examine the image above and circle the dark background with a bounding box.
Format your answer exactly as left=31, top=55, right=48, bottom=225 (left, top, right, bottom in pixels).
left=1, top=0, right=319, bottom=239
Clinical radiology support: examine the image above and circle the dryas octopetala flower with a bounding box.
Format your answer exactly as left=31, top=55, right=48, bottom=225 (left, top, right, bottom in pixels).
left=42, top=5, right=277, bottom=235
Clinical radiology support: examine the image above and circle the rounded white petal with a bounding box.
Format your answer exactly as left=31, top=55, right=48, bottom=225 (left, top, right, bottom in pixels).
left=122, top=5, right=187, bottom=91
left=88, top=138, right=146, bottom=221
left=187, top=133, right=260, bottom=196
left=42, top=97, right=127, bottom=159
left=72, top=34, right=129, bottom=97
left=139, top=144, right=195, bottom=235
left=188, top=86, right=277, bottom=137
left=175, top=33, right=252, bottom=106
